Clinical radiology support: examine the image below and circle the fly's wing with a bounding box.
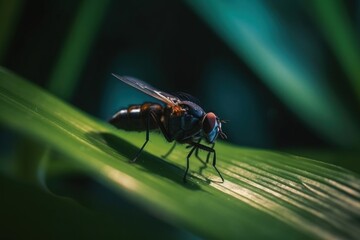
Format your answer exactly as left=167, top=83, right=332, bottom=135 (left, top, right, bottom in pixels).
left=174, top=92, right=201, bottom=106
left=112, top=73, right=180, bottom=106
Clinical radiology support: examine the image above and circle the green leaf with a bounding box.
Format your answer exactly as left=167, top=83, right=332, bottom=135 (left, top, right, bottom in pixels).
left=0, top=174, right=179, bottom=239
left=48, top=0, right=111, bottom=100
left=186, top=0, right=360, bottom=147
left=310, top=0, right=360, bottom=102
left=0, top=67, right=359, bottom=239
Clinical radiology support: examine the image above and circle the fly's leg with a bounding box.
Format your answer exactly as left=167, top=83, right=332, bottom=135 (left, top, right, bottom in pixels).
left=131, top=112, right=151, bottom=162
left=148, top=111, right=178, bottom=159
left=192, top=139, right=207, bottom=176
left=183, top=145, right=197, bottom=182
left=210, top=147, right=224, bottom=183
left=149, top=111, right=173, bottom=142
left=194, top=139, right=202, bottom=162
left=206, top=143, right=215, bottom=163
left=162, top=142, right=176, bottom=158
left=194, top=139, right=214, bottom=164
left=192, top=142, right=224, bottom=183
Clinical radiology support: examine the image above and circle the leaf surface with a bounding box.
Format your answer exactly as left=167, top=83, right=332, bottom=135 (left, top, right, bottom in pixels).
left=0, top=67, right=359, bottom=239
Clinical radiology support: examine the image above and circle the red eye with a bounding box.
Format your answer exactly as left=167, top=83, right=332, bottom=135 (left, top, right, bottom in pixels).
left=203, top=112, right=216, bottom=133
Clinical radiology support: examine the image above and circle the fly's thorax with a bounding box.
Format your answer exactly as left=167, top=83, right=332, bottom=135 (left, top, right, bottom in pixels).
left=179, top=101, right=205, bottom=118
left=164, top=103, right=203, bottom=142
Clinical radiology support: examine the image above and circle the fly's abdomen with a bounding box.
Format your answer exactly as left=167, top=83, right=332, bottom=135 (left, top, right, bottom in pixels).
left=109, top=103, right=162, bottom=131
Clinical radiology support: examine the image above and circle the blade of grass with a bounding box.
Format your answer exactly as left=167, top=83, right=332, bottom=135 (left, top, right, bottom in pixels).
left=48, top=0, right=110, bottom=100
left=186, top=0, right=360, bottom=147
left=0, top=174, right=182, bottom=239
left=1, top=67, right=359, bottom=239
left=310, top=0, right=360, bottom=104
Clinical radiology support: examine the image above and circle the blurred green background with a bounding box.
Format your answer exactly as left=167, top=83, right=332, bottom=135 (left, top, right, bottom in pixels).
left=1, top=0, right=360, bottom=149
left=1, top=0, right=360, bottom=238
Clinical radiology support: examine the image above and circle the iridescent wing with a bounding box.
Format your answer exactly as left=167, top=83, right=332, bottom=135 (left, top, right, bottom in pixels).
left=174, top=92, right=201, bottom=106
left=112, top=73, right=181, bottom=106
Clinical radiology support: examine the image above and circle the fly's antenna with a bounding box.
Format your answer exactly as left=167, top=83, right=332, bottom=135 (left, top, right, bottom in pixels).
left=218, top=118, right=228, bottom=139
left=219, top=129, right=227, bottom=139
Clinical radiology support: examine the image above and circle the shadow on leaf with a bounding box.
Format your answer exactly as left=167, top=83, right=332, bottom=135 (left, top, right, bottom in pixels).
left=85, top=131, right=202, bottom=190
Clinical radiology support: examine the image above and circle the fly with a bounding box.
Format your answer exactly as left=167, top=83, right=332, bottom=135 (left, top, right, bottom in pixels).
left=109, top=74, right=227, bottom=182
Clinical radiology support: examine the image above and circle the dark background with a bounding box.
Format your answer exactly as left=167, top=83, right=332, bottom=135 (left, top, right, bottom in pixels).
left=1, top=0, right=359, bottom=149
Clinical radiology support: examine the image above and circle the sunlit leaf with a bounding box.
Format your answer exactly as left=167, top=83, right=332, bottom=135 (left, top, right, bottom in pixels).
left=0, top=67, right=359, bottom=239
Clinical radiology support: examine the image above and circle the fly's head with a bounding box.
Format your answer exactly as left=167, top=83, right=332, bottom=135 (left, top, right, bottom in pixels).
left=202, top=112, right=227, bottom=144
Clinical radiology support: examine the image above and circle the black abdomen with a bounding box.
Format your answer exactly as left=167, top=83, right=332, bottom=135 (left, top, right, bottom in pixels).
left=109, top=103, right=163, bottom=131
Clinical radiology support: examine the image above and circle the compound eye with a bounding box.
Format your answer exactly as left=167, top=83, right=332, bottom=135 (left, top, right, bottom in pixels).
left=203, top=112, right=217, bottom=133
